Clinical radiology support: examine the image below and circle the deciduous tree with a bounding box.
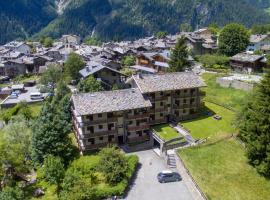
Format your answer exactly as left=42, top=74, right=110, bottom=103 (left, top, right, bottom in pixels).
left=218, top=23, right=250, bottom=56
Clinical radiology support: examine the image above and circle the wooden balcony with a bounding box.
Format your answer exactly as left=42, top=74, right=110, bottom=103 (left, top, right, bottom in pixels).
left=79, top=117, right=117, bottom=127
left=149, top=106, right=168, bottom=113
left=127, top=113, right=150, bottom=120
left=127, top=125, right=150, bottom=132
left=78, top=129, right=117, bottom=139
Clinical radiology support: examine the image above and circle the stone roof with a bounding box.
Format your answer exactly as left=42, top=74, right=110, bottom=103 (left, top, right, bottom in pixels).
left=231, top=53, right=264, bottom=62
left=72, top=88, right=152, bottom=116
left=132, top=72, right=206, bottom=94
left=250, top=34, right=269, bottom=43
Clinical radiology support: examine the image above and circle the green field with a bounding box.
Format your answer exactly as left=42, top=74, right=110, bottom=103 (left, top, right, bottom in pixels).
left=178, top=81, right=270, bottom=200
left=152, top=124, right=181, bottom=141
left=202, top=73, right=248, bottom=111
left=178, top=139, right=270, bottom=200
left=181, top=102, right=235, bottom=139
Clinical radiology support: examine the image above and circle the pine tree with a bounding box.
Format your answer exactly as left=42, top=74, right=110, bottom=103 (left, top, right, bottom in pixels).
left=238, top=70, right=270, bottom=177
left=31, top=102, right=75, bottom=165
left=169, top=37, right=190, bottom=72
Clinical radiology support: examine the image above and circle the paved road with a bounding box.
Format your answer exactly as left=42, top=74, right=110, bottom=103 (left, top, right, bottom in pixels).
left=125, top=150, right=194, bottom=200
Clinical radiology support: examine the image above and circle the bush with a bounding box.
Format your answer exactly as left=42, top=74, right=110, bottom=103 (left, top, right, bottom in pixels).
left=198, top=54, right=229, bottom=69
left=97, top=146, right=129, bottom=185
left=42, top=155, right=65, bottom=185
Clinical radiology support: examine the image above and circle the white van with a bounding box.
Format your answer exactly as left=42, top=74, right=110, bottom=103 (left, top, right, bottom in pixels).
left=30, top=92, right=44, bottom=100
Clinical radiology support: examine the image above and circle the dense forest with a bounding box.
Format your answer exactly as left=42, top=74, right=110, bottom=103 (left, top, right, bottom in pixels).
left=1, top=0, right=270, bottom=44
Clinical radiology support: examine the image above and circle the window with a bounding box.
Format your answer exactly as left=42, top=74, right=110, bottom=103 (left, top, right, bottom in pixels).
left=88, top=138, right=95, bottom=145
left=99, top=125, right=103, bottom=129
left=183, top=109, right=186, bottom=114
left=183, top=99, right=187, bottom=104
left=127, top=132, right=131, bottom=136
left=160, top=113, right=164, bottom=117
left=136, top=131, right=142, bottom=137
left=160, top=102, right=164, bottom=106
left=160, top=92, right=164, bottom=96
left=108, top=135, right=114, bottom=142
left=87, top=126, right=94, bottom=133
left=176, top=91, right=180, bottom=95
left=107, top=112, right=113, bottom=118
left=128, top=121, right=133, bottom=125
left=99, top=137, right=103, bottom=140
left=87, top=115, right=93, bottom=121
left=98, top=114, right=102, bottom=118
left=184, top=89, right=187, bottom=93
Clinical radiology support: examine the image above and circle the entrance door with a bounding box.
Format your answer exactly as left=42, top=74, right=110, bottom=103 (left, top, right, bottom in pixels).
left=118, top=136, right=124, bottom=145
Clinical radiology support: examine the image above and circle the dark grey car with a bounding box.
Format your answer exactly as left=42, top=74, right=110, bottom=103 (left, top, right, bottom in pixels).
left=157, top=171, right=182, bottom=183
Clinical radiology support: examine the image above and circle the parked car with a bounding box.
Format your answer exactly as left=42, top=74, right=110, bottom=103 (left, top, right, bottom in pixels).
left=9, top=93, right=18, bottom=99
left=30, top=92, right=44, bottom=100
left=213, top=115, right=222, bottom=120
left=157, top=170, right=182, bottom=183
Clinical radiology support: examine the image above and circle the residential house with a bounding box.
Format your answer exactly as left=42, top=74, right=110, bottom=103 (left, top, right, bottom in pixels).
left=4, top=41, right=31, bottom=55
left=72, top=72, right=205, bottom=152
left=230, top=53, right=266, bottom=73
left=246, top=34, right=270, bottom=52
left=79, top=61, right=127, bottom=89
left=135, top=51, right=170, bottom=73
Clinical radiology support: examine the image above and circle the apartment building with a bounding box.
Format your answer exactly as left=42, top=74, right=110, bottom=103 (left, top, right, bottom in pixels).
left=72, top=72, right=206, bottom=153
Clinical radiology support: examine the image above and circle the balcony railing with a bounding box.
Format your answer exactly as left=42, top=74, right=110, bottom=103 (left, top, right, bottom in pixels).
left=173, top=104, right=196, bottom=109
left=78, top=117, right=117, bottom=127
left=127, top=124, right=150, bottom=132
left=78, top=129, right=117, bottom=139
left=127, top=113, right=150, bottom=120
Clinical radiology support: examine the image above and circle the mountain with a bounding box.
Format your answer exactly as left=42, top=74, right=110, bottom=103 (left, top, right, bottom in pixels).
left=1, top=0, right=270, bottom=44
left=0, top=0, right=57, bottom=44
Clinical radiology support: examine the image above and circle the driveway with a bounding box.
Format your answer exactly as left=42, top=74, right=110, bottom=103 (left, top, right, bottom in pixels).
left=125, top=150, right=194, bottom=200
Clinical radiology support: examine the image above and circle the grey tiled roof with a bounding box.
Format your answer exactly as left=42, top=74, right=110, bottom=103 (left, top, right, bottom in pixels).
left=72, top=88, right=152, bottom=115
left=231, top=53, right=264, bottom=62
left=132, top=72, right=206, bottom=94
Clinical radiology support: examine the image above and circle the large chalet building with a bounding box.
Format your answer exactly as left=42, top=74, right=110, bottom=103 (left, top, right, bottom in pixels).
left=72, top=72, right=206, bottom=153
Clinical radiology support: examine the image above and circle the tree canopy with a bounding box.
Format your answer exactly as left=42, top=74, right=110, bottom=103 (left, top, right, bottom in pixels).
left=39, top=64, right=62, bottom=86
left=237, top=70, right=270, bottom=177
left=64, top=53, right=85, bottom=82
left=77, top=76, right=103, bottom=93
left=169, top=37, right=190, bottom=72
left=218, top=23, right=250, bottom=56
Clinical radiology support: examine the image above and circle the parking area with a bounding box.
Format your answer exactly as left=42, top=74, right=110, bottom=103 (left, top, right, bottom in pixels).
left=125, top=150, right=194, bottom=200
left=1, top=86, right=47, bottom=107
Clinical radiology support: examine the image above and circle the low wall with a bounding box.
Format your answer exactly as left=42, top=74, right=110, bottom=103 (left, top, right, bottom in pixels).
left=216, top=77, right=254, bottom=91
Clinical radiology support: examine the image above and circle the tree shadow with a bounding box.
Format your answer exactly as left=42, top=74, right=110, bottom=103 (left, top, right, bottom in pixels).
left=122, top=162, right=142, bottom=198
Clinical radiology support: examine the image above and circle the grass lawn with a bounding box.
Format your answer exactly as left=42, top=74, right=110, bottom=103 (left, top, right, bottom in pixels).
left=28, top=102, right=43, bottom=117
left=181, top=102, right=235, bottom=139
left=202, top=73, right=248, bottom=111
left=178, top=138, right=270, bottom=200
left=152, top=124, right=181, bottom=141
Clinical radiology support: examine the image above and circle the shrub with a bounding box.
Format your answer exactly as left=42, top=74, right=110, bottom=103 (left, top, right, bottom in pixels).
left=97, top=146, right=129, bottom=185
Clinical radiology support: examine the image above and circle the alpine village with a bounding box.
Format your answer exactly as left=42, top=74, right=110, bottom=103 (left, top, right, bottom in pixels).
left=1, top=1, right=270, bottom=200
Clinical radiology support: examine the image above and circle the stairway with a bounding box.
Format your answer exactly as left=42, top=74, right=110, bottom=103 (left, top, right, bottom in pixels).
left=167, top=151, right=177, bottom=169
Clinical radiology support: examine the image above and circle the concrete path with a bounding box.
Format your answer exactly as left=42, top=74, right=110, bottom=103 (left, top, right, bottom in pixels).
left=125, top=150, right=194, bottom=200
left=171, top=124, right=195, bottom=144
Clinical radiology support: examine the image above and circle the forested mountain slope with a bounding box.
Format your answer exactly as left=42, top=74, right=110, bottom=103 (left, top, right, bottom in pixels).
left=1, top=0, right=270, bottom=44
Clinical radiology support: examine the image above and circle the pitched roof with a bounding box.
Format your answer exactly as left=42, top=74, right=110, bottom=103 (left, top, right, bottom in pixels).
left=132, top=72, right=206, bottom=94
left=79, top=61, right=124, bottom=78
left=230, top=53, right=264, bottom=62
left=72, top=88, right=152, bottom=115
left=250, top=34, right=269, bottom=43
